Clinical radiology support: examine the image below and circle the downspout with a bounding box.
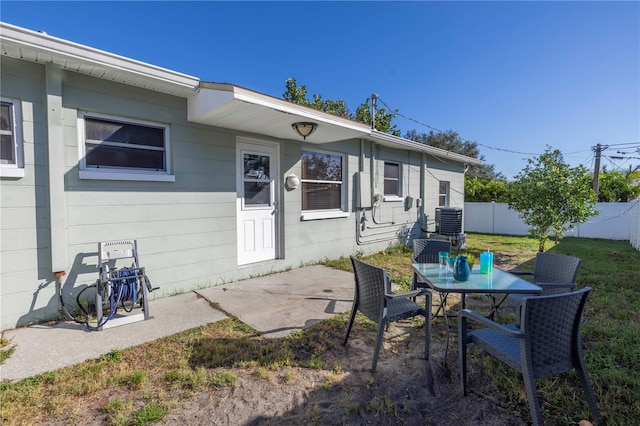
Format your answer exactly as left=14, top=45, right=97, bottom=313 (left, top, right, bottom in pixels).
left=46, top=64, right=68, bottom=312
left=420, top=152, right=427, bottom=232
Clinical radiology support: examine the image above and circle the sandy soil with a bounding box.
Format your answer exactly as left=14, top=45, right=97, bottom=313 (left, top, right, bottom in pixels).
left=45, top=275, right=534, bottom=425
left=154, top=310, right=527, bottom=426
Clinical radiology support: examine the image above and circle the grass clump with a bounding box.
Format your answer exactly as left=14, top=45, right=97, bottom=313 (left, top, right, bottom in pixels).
left=133, top=400, right=171, bottom=425
left=209, top=370, right=237, bottom=388
left=105, top=397, right=134, bottom=426
left=0, top=336, right=16, bottom=365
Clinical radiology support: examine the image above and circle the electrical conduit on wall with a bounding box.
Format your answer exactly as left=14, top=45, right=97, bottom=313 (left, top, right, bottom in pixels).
left=356, top=140, right=417, bottom=245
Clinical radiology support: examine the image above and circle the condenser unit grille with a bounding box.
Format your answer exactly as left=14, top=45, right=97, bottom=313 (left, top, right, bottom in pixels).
left=436, top=207, right=462, bottom=236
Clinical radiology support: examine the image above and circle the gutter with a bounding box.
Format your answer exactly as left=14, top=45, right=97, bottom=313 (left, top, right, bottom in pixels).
left=370, top=130, right=484, bottom=166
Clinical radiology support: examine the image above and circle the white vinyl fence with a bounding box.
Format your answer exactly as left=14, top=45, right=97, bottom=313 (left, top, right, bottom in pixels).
left=464, top=201, right=640, bottom=249
left=630, top=201, right=640, bottom=249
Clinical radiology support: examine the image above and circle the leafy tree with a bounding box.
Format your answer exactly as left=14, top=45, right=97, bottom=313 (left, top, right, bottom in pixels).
left=404, top=129, right=503, bottom=180
left=282, top=77, right=309, bottom=105
left=465, top=176, right=510, bottom=202
left=283, top=77, right=351, bottom=118
left=354, top=98, right=400, bottom=136
left=508, top=147, right=597, bottom=252
left=283, top=78, right=398, bottom=135
left=597, top=166, right=640, bottom=202
left=623, top=164, right=640, bottom=182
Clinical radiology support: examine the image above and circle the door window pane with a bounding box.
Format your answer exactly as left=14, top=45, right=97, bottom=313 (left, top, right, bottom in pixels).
left=243, top=153, right=271, bottom=207
left=244, top=182, right=271, bottom=206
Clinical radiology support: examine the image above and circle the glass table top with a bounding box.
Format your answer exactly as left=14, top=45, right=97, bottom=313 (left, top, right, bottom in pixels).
left=412, top=263, right=542, bottom=294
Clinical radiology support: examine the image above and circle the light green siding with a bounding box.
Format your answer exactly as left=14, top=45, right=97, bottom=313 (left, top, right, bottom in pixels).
left=0, top=57, right=51, bottom=328
left=1, top=56, right=467, bottom=330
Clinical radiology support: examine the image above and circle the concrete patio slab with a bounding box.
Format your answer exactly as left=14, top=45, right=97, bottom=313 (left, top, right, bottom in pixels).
left=196, top=265, right=354, bottom=338
left=0, top=292, right=227, bottom=382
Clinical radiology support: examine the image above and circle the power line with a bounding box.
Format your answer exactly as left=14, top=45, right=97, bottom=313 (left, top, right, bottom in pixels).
left=603, top=142, right=640, bottom=148
left=377, top=96, right=591, bottom=158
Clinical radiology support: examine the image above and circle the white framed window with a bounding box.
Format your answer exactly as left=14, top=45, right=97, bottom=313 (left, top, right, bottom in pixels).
left=300, top=148, right=349, bottom=220
left=1, top=97, right=25, bottom=178
left=439, top=181, right=450, bottom=207
left=78, top=112, right=174, bottom=182
left=383, top=161, right=403, bottom=201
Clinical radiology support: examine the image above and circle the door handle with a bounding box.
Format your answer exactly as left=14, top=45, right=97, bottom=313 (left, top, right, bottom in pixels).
left=272, top=201, right=278, bottom=215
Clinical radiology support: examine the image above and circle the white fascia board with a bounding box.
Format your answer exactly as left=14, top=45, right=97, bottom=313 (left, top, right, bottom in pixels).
left=0, top=22, right=199, bottom=93
left=187, top=86, right=236, bottom=120
left=370, top=130, right=484, bottom=166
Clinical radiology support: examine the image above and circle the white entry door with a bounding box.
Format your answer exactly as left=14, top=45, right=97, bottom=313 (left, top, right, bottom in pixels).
left=236, top=139, right=279, bottom=265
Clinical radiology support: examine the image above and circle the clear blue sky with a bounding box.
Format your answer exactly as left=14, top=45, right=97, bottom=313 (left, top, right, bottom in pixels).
left=2, top=1, right=639, bottom=179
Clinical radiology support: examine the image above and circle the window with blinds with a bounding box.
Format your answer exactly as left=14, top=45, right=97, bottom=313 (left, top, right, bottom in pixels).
left=384, top=161, right=400, bottom=196
left=301, top=149, right=344, bottom=211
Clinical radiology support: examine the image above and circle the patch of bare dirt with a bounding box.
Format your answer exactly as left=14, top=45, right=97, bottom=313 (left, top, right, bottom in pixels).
left=159, top=294, right=526, bottom=425
left=45, top=296, right=528, bottom=425
left=157, top=310, right=526, bottom=425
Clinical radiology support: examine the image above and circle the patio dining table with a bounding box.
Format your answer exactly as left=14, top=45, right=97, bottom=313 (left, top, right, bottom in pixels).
left=411, top=263, right=542, bottom=362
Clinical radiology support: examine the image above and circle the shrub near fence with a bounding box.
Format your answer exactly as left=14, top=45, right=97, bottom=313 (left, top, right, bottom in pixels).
left=464, top=201, right=640, bottom=247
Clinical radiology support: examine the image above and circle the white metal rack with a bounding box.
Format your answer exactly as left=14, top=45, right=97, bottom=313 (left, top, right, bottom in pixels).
left=94, top=240, right=151, bottom=330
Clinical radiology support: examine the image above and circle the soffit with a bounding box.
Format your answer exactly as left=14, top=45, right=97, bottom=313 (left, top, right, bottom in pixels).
left=189, top=82, right=371, bottom=144
left=191, top=83, right=483, bottom=165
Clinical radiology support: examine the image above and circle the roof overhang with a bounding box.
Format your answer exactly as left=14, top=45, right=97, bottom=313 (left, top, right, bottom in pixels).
left=189, top=82, right=371, bottom=144
left=0, top=22, right=200, bottom=98
left=189, top=83, right=483, bottom=166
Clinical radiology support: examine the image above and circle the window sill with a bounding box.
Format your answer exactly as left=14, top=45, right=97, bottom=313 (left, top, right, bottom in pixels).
left=0, top=167, right=25, bottom=178
left=301, top=211, right=350, bottom=221
left=383, top=196, right=404, bottom=202
left=80, top=170, right=175, bottom=182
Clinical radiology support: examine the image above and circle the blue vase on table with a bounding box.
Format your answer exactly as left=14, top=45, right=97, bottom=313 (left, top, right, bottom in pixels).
left=453, top=256, right=471, bottom=282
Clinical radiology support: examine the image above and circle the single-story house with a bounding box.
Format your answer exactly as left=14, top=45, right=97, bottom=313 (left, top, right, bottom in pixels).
left=0, top=22, right=482, bottom=331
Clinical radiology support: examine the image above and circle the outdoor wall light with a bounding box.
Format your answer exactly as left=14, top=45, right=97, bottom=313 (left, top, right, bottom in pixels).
left=285, top=173, right=300, bottom=190
left=291, top=122, right=318, bottom=140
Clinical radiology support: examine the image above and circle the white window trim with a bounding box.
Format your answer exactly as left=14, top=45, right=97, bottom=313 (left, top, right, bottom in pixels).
left=0, top=97, right=25, bottom=178
left=77, top=111, right=174, bottom=182
left=383, top=160, right=401, bottom=200
left=383, top=195, right=404, bottom=202
left=300, top=147, right=348, bottom=220
left=301, top=210, right=350, bottom=221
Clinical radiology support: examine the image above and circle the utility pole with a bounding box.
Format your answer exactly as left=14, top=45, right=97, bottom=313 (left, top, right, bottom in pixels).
left=370, top=93, right=378, bottom=130
left=593, top=144, right=604, bottom=195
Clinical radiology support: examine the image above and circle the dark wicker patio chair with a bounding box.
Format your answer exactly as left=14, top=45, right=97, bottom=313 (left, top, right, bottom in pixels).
left=459, top=287, right=601, bottom=426
left=511, top=252, right=582, bottom=294
left=411, top=239, right=451, bottom=315
left=502, top=253, right=582, bottom=323
left=343, top=256, right=432, bottom=373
